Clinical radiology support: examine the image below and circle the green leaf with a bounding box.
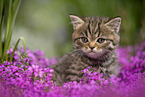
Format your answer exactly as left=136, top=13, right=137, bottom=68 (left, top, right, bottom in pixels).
left=9, top=37, right=27, bottom=62
left=0, top=0, right=5, bottom=58
left=1, top=0, right=22, bottom=62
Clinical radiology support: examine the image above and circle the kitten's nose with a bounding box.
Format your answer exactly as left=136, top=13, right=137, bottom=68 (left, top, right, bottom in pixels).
left=89, top=42, right=95, bottom=50
left=90, top=46, right=95, bottom=50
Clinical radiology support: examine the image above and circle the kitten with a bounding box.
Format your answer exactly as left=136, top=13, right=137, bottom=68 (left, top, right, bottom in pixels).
left=50, top=15, right=121, bottom=86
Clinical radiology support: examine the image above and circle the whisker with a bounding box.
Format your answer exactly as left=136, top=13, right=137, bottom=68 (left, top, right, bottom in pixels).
left=98, top=51, right=111, bottom=61
left=62, top=49, right=84, bottom=64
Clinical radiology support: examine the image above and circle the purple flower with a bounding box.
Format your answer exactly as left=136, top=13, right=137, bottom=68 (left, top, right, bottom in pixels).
left=0, top=41, right=145, bottom=97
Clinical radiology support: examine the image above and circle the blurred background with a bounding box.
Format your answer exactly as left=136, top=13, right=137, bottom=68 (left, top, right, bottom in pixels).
left=12, top=0, right=145, bottom=58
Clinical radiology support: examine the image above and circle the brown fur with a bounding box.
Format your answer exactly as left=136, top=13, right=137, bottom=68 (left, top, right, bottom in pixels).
left=50, top=15, right=121, bottom=86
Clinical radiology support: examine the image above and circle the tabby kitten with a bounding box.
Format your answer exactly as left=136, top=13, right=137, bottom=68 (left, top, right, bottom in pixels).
left=50, top=15, right=121, bottom=86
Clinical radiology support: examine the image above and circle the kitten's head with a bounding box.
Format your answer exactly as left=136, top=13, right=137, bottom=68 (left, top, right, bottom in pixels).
left=70, top=15, right=121, bottom=59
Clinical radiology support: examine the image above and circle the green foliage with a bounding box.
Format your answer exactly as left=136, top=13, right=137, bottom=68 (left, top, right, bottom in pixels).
left=0, top=0, right=27, bottom=63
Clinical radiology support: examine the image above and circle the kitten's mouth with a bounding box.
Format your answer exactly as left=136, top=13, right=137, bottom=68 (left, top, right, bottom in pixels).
left=89, top=50, right=95, bottom=53
left=88, top=51, right=97, bottom=55
left=85, top=51, right=99, bottom=59
left=84, top=49, right=108, bottom=59
left=84, top=49, right=111, bottom=60
left=88, top=49, right=101, bottom=54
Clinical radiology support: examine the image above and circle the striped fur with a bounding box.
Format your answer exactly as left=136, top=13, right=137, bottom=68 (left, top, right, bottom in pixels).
left=50, top=15, right=121, bottom=86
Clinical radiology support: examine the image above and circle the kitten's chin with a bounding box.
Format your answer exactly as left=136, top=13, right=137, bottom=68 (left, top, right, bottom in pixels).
left=85, top=51, right=100, bottom=59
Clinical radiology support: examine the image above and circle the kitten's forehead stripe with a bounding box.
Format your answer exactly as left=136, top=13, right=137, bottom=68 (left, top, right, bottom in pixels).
left=90, top=17, right=94, bottom=35
left=86, top=17, right=102, bottom=39
left=87, top=17, right=94, bottom=38
left=94, top=22, right=98, bottom=34
left=97, top=22, right=101, bottom=37
left=87, top=20, right=91, bottom=38
left=84, top=31, right=88, bottom=37
left=88, top=19, right=91, bottom=34
left=89, top=20, right=92, bottom=35
left=87, top=29, right=91, bottom=38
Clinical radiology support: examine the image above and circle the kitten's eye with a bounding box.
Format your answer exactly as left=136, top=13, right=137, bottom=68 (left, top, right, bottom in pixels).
left=81, top=37, right=88, bottom=43
left=97, top=38, right=106, bottom=43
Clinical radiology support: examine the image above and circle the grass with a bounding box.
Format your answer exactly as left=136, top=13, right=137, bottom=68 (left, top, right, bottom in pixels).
left=0, top=0, right=27, bottom=63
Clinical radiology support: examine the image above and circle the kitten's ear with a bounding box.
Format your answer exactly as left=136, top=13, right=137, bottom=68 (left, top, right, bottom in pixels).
left=105, top=17, right=121, bottom=33
left=69, top=15, right=84, bottom=30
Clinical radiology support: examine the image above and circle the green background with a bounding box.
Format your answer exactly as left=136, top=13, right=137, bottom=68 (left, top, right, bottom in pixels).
left=12, top=0, right=145, bottom=58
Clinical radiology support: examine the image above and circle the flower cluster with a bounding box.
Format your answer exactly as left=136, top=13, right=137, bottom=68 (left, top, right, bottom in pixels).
left=0, top=49, right=56, bottom=97
left=0, top=42, right=145, bottom=97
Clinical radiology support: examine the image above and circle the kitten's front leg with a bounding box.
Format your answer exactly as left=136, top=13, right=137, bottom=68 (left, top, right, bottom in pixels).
left=101, top=63, right=119, bottom=79
left=49, top=64, right=66, bottom=86
left=51, top=70, right=65, bottom=86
